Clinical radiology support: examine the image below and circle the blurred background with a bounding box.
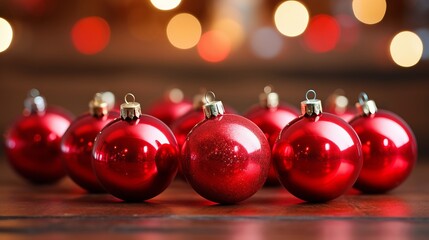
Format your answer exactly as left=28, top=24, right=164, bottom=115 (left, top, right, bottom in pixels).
left=0, top=0, right=428, bottom=156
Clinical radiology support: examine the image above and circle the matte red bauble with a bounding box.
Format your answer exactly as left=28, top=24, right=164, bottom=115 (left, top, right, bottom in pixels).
left=273, top=90, right=363, bottom=202
left=325, top=90, right=356, bottom=122
left=4, top=89, right=73, bottom=184
left=92, top=93, right=179, bottom=201
left=146, top=88, right=193, bottom=126
left=350, top=93, right=417, bottom=193
left=244, top=86, right=299, bottom=185
left=181, top=92, right=271, bottom=204
left=61, top=93, right=119, bottom=192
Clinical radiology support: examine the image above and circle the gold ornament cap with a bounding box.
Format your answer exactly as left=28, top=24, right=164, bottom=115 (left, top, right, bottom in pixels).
left=259, top=85, right=279, bottom=109
left=24, top=89, right=47, bottom=115
left=120, top=93, right=142, bottom=120
left=356, top=92, right=377, bottom=116
left=89, top=93, right=109, bottom=118
left=203, top=91, right=225, bottom=119
left=301, top=90, right=323, bottom=116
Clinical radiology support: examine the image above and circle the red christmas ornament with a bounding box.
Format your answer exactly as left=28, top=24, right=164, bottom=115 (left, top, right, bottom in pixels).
left=272, top=90, right=362, bottom=202
left=181, top=91, right=271, bottom=204
left=146, top=88, right=193, bottom=126
left=4, top=89, right=73, bottom=184
left=92, top=93, right=179, bottom=201
left=325, top=89, right=356, bottom=122
left=61, top=92, right=119, bottom=193
left=171, top=92, right=237, bottom=148
left=244, top=86, right=299, bottom=185
left=350, top=93, right=417, bottom=193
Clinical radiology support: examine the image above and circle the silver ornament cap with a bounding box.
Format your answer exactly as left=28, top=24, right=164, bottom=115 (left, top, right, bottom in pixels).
left=259, top=85, right=279, bottom=109
left=356, top=92, right=377, bottom=116
left=24, top=89, right=47, bottom=115
left=89, top=93, right=109, bottom=118
left=301, top=89, right=323, bottom=116
left=203, top=91, right=225, bottom=119
left=120, top=93, right=142, bottom=120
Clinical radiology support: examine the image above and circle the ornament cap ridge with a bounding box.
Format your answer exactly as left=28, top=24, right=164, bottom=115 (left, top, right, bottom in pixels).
left=301, top=89, right=322, bottom=116
left=356, top=92, right=377, bottom=116
left=24, top=89, right=47, bottom=115
left=120, top=93, right=142, bottom=120
left=260, top=85, right=279, bottom=109
left=203, top=91, right=225, bottom=119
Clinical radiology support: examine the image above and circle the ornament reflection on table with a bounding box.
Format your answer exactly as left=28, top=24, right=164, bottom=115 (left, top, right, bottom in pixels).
left=92, top=93, right=179, bottom=201
left=4, top=89, right=73, bottom=184
left=272, top=90, right=363, bottom=202
left=350, top=92, right=417, bottom=193
left=61, top=92, right=119, bottom=193
left=146, top=88, right=193, bottom=126
left=181, top=91, right=271, bottom=204
left=244, top=86, right=299, bottom=186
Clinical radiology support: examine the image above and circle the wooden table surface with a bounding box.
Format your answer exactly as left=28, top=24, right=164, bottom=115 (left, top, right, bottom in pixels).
left=1, top=157, right=428, bottom=240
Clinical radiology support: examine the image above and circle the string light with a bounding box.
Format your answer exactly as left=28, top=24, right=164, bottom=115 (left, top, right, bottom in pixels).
left=390, top=31, right=423, bottom=67
left=166, top=13, right=201, bottom=50
left=352, top=0, right=386, bottom=25
left=274, top=1, right=309, bottom=37
left=0, top=17, right=13, bottom=53
left=71, top=16, right=110, bottom=55
left=197, top=30, right=231, bottom=63
left=150, top=0, right=181, bottom=11
left=303, top=15, right=340, bottom=53
left=250, top=27, right=284, bottom=59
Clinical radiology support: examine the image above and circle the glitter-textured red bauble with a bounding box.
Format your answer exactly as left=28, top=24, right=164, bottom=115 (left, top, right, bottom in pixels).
left=92, top=94, right=179, bottom=201
left=181, top=93, right=271, bottom=204
left=272, top=91, right=362, bottom=202
left=4, top=91, right=73, bottom=184
left=244, top=89, right=299, bottom=186
left=61, top=112, right=119, bottom=192
left=146, top=89, right=192, bottom=126
left=349, top=94, right=417, bottom=193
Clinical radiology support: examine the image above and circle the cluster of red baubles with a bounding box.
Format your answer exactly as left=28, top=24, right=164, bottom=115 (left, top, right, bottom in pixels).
left=4, top=87, right=417, bottom=204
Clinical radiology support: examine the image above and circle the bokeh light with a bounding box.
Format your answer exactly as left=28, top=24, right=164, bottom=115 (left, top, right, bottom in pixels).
left=0, top=17, right=13, bottom=53
left=251, top=27, right=284, bottom=59
left=212, top=18, right=244, bottom=49
left=150, top=0, right=181, bottom=11
left=274, top=1, right=309, bottom=37
left=416, top=28, right=429, bottom=60
left=167, top=13, right=201, bottom=49
left=336, top=14, right=360, bottom=51
left=71, top=16, right=110, bottom=55
left=197, top=30, right=231, bottom=63
left=352, top=0, right=386, bottom=25
left=304, top=15, right=341, bottom=53
left=390, top=31, right=423, bottom=67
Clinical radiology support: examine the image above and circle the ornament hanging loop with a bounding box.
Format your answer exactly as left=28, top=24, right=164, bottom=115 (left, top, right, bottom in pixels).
left=203, top=91, right=225, bottom=119
left=125, top=93, right=136, bottom=104
left=306, top=90, right=317, bottom=101
left=356, top=92, right=377, bottom=116
left=121, top=93, right=141, bottom=120
left=301, top=89, right=322, bottom=116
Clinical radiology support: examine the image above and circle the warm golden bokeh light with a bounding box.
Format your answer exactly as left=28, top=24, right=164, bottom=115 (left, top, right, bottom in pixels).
left=352, top=0, right=386, bottom=25
left=390, top=31, right=423, bottom=67
left=167, top=13, right=201, bottom=49
left=274, top=1, right=309, bottom=37
left=0, top=17, right=13, bottom=53
left=150, top=0, right=181, bottom=11
left=212, top=18, right=244, bottom=48
left=197, top=30, right=231, bottom=63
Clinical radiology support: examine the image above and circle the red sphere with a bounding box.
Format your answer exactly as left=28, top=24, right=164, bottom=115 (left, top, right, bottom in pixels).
left=146, top=98, right=192, bottom=126
left=244, top=104, right=299, bottom=185
left=4, top=109, right=73, bottom=184
left=92, top=115, right=179, bottom=201
left=181, top=114, right=271, bottom=204
left=273, top=113, right=362, bottom=202
left=326, top=108, right=356, bottom=122
left=61, top=112, right=119, bottom=192
left=350, top=110, right=417, bottom=193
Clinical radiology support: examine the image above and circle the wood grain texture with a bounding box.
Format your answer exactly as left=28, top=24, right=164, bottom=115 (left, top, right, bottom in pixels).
left=1, top=158, right=429, bottom=239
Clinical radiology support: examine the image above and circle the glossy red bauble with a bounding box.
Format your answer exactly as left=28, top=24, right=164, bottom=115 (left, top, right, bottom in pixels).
left=92, top=113, right=179, bottom=201
left=61, top=112, right=119, bottom=192
left=146, top=89, right=193, bottom=126
left=350, top=110, right=417, bottom=193
left=245, top=104, right=299, bottom=185
left=273, top=100, right=362, bottom=202
left=5, top=108, right=73, bottom=184
left=181, top=113, right=271, bottom=204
